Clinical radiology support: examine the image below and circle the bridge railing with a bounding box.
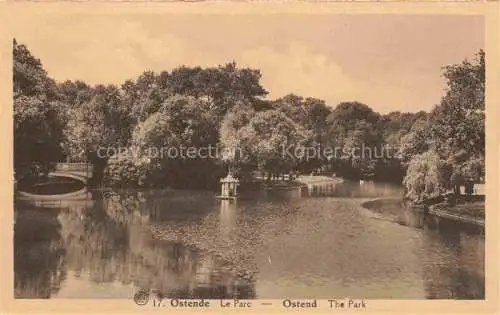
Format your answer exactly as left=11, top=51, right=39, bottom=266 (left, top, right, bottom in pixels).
left=55, top=163, right=94, bottom=173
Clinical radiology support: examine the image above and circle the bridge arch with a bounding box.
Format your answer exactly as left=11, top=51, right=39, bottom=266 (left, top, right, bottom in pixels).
left=16, top=163, right=92, bottom=203
left=52, top=163, right=93, bottom=184
left=49, top=171, right=88, bottom=184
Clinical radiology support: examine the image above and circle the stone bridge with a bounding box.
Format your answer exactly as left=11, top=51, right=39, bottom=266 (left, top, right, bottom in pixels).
left=50, top=163, right=93, bottom=184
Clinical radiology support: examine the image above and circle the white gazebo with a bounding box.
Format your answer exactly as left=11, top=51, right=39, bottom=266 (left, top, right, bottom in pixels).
left=216, top=145, right=241, bottom=200
left=217, top=169, right=239, bottom=200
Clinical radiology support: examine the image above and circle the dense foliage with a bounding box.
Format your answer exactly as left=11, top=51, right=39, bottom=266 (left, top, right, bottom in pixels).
left=103, top=150, right=164, bottom=188
left=13, top=40, right=67, bottom=179
left=402, top=51, right=485, bottom=201
left=403, top=151, right=450, bottom=202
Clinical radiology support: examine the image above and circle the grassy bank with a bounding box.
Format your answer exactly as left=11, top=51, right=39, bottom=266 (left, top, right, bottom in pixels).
left=430, top=195, right=485, bottom=222
left=363, top=194, right=485, bottom=228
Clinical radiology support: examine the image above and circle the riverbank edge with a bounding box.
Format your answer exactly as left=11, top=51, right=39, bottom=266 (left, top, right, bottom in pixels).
left=259, top=175, right=344, bottom=191
left=15, top=173, right=88, bottom=201
left=361, top=197, right=485, bottom=228
left=16, top=187, right=89, bottom=201
left=428, top=205, right=485, bottom=227
left=15, top=174, right=345, bottom=201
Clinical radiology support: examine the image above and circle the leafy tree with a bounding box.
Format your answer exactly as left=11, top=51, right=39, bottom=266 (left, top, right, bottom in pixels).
left=271, top=95, right=331, bottom=174
left=401, top=51, right=484, bottom=198
left=65, top=85, right=134, bottom=184
left=15, top=36, right=484, bottom=193
left=13, top=39, right=59, bottom=101
left=302, top=97, right=331, bottom=139
left=403, top=151, right=450, bottom=202
left=164, top=63, right=267, bottom=117
left=126, top=95, right=221, bottom=189
left=398, top=118, right=431, bottom=163
left=14, top=96, right=66, bottom=179
left=132, top=112, right=180, bottom=150
left=365, top=111, right=428, bottom=182
left=104, top=150, right=165, bottom=188
left=121, top=71, right=166, bottom=123
left=220, top=102, right=256, bottom=159
left=431, top=50, right=484, bottom=165
left=326, top=102, right=382, bottom=178
left=273, top=94, right=331, bottom=140
left=341, top=120, right=381, bottom=177
left=57, top=80, right=92, bottom=107
left=219, top=102, right=257, bottom=179
left=380, top=111, right=427, bottom=148
left=236, top=110, right=312, bottom=180
left=326, top=102, right=381, bottom=148
left=13, top=40, right=66, bottom=180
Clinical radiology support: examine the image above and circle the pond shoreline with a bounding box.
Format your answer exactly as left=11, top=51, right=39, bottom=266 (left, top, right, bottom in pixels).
left=362, top=196, right=485, bottom=228
left=15, top=174, right=345, bottom=202
left=428, top=206, right=485, bottom=227
left=258, top=175, right=344, bottom=190
left=14, top=179, right=484, bottom=299
left=15, top=175, right=88, bottom=203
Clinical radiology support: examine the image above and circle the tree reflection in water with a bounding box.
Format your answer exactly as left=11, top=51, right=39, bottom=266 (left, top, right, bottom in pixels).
left=14, top=184, right=483, bottom=300
left=27, top=190, right=257, bottom=299
left=420, top=218, right=484, bottom=299
left=14, top=202, right=67, bottom=298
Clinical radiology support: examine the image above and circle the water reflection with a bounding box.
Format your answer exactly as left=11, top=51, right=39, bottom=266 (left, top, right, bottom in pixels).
left=420, top=227, right=484, bottom=299
left=219, top=200, right=237, bottom=239
left=302, top=180, right=404, bottom=198
left=14, top=180, right=484, bottom=299
left=360, top=196, right=484, bottom=299
left=14, top=202, right=67, bottom=298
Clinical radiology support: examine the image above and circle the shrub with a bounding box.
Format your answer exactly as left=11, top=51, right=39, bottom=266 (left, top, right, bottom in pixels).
left=104, top=149, right=165, bottom=188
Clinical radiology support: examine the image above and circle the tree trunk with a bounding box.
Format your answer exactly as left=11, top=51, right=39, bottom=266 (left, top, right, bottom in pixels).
left=465, top=182, right=474, bottom=195
left=88, top=152, right=108, bottom=187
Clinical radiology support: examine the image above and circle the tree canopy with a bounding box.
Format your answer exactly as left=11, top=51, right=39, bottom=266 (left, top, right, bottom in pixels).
left=13, top=39, right=67, bottom=179
left=401, top=50, right=485, bottom=200
left=13, top=40, right=484, bottom=194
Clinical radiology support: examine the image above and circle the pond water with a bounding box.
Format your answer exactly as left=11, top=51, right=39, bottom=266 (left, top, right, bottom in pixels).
left=17, top=176, right=85, bottom=195
left=14, top=180, right=484, bottom=299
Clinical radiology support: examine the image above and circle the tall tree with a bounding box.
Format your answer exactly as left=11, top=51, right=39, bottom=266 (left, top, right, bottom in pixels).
left=121, top=71, right=166, bottom=123
left=127, top=95, right=220, bottom=189
left=429, top=50, right=485, bottom=184
left=403, top=50, right=485, bottom=199
left=65, top=85, right=134, bottom=184
left=165, top=63, right=268, bottom=117
left=273, top=94, right=331, bottom=141
left=13, top=40, right=66, bottom=180
left=326, top=102, right=382, bottom=178
left=13, top=39, right=59, bottom=101
left=403, top=150, right=450, bottom=202
left=235, top=109, right=312, bottom=180
left=57, top=80, right=92, bottom=107
left=429, top=50, right=485, bottom=162
left=380, top=111, right=427, bottom=148
left=398, top=118, right=431, bottom=163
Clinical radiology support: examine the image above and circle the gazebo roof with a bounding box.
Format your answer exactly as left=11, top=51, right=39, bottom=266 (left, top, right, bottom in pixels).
left=220, top=173, right=239, bottom=183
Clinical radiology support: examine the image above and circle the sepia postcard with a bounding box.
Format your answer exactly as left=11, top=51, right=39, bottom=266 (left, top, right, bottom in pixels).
left=0, top=2, right=498, bottom=314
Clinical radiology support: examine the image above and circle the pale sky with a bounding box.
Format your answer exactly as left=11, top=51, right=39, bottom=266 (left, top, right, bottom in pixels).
left=11, top=14, right=484, bottom=113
